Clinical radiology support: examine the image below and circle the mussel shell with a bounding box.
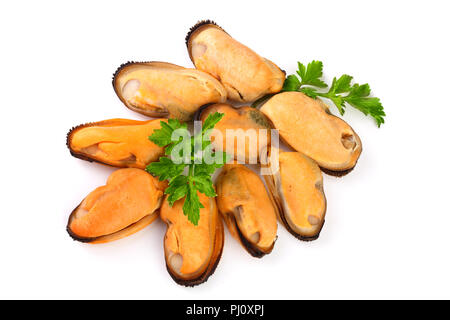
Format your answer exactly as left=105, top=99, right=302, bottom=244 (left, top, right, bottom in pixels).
left=233, top=215, right=274, bottom=257
left=260, top=92, right=362, bottom=176
left=185, top=20, right=228, bottom=62
left=264, top=152, right=327, bottom=241
left=216, top=164, right=278, bottom=257
left=166, top=226, right=223, bottom=287
left=113, top=61, right=227, bottom=121
left=186, top=20, right=285, bottom=102
left=67, top=168, right=167, bottom=244
left=66, top=118, right=165, bottom=169
left=160, top=192, right=224, bottom=286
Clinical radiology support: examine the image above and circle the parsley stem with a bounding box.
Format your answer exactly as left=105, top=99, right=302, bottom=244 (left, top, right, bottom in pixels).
left=188, top=163, right=194, bottom=177
left=314, top=92, right=330, bottom=98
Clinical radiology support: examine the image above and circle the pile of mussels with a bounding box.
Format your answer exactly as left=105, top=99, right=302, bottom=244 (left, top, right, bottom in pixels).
left=66, top=21, right=362, bottom=286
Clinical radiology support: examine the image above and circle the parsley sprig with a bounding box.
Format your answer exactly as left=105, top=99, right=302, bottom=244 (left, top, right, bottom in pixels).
left=282, top=60, right=385, bottom=127
left=146, top=113, right=228, bottom=225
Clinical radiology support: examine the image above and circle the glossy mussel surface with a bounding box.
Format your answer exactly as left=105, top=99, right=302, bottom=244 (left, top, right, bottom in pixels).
left=67, top=168, right=167, bottom=244
left=216, top=164, right=277, bottom=257
left=67, top=118, right=165, bottom=169
left=261, top=92, right=362, bottom=175
left=160, top=192, right=224, bottom=286
left=186, top=21, right=285, bottom=102
left=199, top=103, right=272, bottom=163
left=113, top=61, right=227, bottom=121
left=265, top=152, right=327, bottom=241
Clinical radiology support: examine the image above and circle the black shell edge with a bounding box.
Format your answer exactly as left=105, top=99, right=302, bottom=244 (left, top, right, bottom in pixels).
left=112, top=61, right=148, bottom=100
left=233, top=215, right=274, bottom=258
left=278, top=203, right=325, bottom=242
left=66, top=203, right=98, bottom=243
left=67, top=225, right=97, bottom=243
left=112, top=61, right=141, bottom=82
left=165, top=219, right=224, bottom=287
left=111, top=61, right=174, bottom=118
left=67, top=203, right=158, bottom=244
left=185, top=19, right=224, bottom=47
left=320, top=166, right=355, bottom=177
left=194, top=103, right=217, bottom=121
left=66, top=122, right=126, bottom=168
left=266, top=173, right=326, bottom=242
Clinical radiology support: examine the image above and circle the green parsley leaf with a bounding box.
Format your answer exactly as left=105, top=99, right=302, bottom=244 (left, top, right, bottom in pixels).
left=183, top=180, right=204, bottom=226
left=329, top=75, right=353, bottom=94
left=146, top=157, right=185, bottom=181
left=282, top=74, right=301, bottom=91
left=192, top=173, right=217, bottom=198
left=296, top=61, right=328, bottom=88
left=165, top=175, right=189, bottom=206
left=202, top=112, right=224, bottom=133
left=195, top=149, right=230, bottom=175
left=345, top=94, right=385, bottom=127
left=147, top=112, right=228, bottom=225
left=149, top=118, right=188, bottom=156
left=348, top=83, right=371, bottom=97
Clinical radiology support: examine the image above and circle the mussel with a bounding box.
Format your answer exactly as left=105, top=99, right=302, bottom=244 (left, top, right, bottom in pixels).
left=67, top=118, right=165, bottom=169
left=113, top=61, right=227, bottom=121
left=260, top=92, right=362, bottom=175
left=160, top=192, right=224, bottom=286
left=67, top=168, right=167, bottom=244
left=199, top=103, right=272, bottom=163
left=264, top=152, right=326, bottom=241
left=216, top=164, right=277, bottom=257
left=186, top=20, right=285, bottom=102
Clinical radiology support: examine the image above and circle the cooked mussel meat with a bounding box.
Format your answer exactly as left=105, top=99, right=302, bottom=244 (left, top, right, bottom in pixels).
left=216, top=164, right=277, bottom=257
left=67, top=168, right=167, bottom=244
left=264, top=152, right=326, bottom=241
left=113, top=61, right=227, bottom=121
left=67, top=118, right=165, bottom=169
left=199, top=103, right=272, bottom=163
left=186, top=20, right=285, bottom=102
left=260, top=92, right=362, bottom=175
left=160, top=192, right=224, bottom=286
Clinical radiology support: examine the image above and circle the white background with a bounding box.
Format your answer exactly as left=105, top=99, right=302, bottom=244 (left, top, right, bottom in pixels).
left=1, top=0, right=449, bottom=299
